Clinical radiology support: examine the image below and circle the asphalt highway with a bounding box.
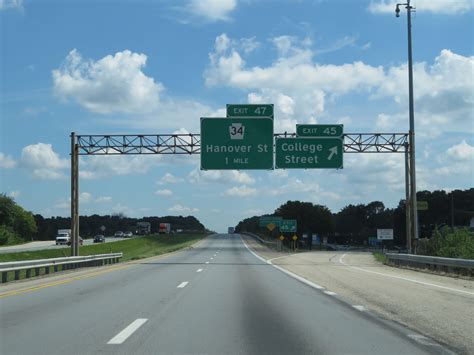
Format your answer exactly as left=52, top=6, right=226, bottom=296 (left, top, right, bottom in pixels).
left=0, top=234, right=451, bottom=355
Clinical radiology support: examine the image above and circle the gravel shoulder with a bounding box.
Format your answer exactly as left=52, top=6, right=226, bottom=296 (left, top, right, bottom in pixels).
left=242, top=235, right=474, bottom=354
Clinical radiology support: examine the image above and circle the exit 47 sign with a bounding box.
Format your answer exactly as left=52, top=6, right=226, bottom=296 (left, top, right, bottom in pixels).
left=227, top=104, right=274, bottom=118
left=200, top=117, right=273, bottom=170
left=275, top=138, right=343, bottom=169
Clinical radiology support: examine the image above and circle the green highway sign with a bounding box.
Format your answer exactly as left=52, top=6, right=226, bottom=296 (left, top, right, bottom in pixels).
left=280, top=219, right=297, bottom=233
left=417, top=201, right=429, bottom=210
left=200, top=117, right=274, bottom=170
left=259, top=216, right=282, bottom=227
left=296, top=124, right=343, bottom=137
left=226, top=104, right=274, bottom=118
left=275, top=138, right=343, bottom=169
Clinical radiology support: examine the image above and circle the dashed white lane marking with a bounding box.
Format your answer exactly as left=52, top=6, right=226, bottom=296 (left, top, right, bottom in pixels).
left=339, top=253, right=474, bottom=296
left=407, top=334, right=441, bottom=346
left=240, top=236, right=325, bottom=290
left=324, top=291, right=337, bottom=296
left=352, top=305, right=366, bottom=311
left=210, top=257, right=214, bottom=260
left=205, top=261, right=209, bottom=264
left=196, top=269, right=203, bottom=273
left=177, top=281, right=189, bottom=288
left=107, top=319, right=148, bottom=345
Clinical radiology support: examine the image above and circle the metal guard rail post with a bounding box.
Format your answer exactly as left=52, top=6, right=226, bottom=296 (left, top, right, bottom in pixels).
left=385, top=253, right=474, bottom=276
left=0, top=253, right=123, bottom=283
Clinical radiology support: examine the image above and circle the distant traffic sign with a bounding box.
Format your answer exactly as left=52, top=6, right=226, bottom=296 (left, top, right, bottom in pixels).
left=259, top=216, right=282, bottom=227
left=377, top=229, right=394, bottom=240
left=275, top=138, right=343, bottom=169
left=292, top=235, right=298, bottom=241
left=200, top=118, right=273, bottom=170
left=296, top=124, right=343, bottom=138
left=226, top=104, right=274, bottom=118
left=267, top=223, right=277, bottom=231
left=280, top=219, right=297, bottom=233
left=279, top=235, right=285, bottom=241
left=417, top=201, right=429, bottom=210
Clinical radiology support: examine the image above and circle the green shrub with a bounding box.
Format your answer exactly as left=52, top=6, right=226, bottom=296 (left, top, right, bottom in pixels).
left=420, top=227, right=474, bottom=259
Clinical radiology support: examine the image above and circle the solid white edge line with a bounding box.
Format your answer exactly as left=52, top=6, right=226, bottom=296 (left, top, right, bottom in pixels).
left=240, top=235, right=325, bottom=290
left=107, top=318, right=148, bottom=345
left=196, top=269, right=203, bottom=273
left=407, top=334, right=441, bottom=347
left=352, top=305, right=366, bottom=311
left=324, top=291, right=338, bottom=296
left=177, top=281, right=189, bottom=288
left=339, top=253, right=474, bottom=296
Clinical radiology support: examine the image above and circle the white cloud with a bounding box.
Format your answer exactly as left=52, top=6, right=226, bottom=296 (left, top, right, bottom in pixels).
left=0, top=152, right=16, bottom=169
left=95, top=196, right=112, bottom=203
left=168, top=204, right=199, bottom=213
left=8, top=190, right=20, bottom=199
left=369, top=0, right=473, bottom=15
left=111, top=203, right=133, bottom=216
left=187, top=0, right=237, bottom=22
left=188, top=168, right=255, bottom=185
left=155, top=189, right=173, bottom=196
left=206, top=34, right=473, bottom=138
left=20, top=143, right=68, bottom=179
left=53, top=49, right=163, bottom=114
left=79, top=192, right=92, bottom=203
left=157, top=172, right=183, bottom=185
left=223, top=185, right=257, bottom=197
left=0, top=0, right=23, bottom=11
left=54, top=201, right=70, bottom=210
left=80, top=155, right=162, bottom=179
left=446, top=140, right=474, bottom=161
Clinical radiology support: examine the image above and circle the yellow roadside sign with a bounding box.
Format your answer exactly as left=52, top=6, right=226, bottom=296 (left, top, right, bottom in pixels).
left=292, top=235, right=298, bottom=241
left=279, top=235, right=285, bottom=241
left=267, top=223, right=276, bottom=231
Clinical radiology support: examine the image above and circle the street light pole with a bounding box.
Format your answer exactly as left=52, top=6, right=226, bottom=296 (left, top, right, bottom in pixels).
left=396, top=0, right=418, bottom=252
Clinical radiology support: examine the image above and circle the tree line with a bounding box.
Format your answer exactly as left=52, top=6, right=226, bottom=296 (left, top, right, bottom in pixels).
left=0, top=194, right=207, bottom=244
left=235, top=188, right=474, bottom=246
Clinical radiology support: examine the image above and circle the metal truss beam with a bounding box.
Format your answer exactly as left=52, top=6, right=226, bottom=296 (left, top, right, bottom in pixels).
left=76, top=133, right=409, bottom=155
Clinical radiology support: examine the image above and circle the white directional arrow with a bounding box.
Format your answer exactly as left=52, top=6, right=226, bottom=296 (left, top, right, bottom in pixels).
left=327, top=146, right=338, bottom=160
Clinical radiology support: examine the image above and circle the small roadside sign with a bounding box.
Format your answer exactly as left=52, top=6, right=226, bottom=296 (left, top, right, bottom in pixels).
left=267, top=223, right=276, bottom=232
left=417, top=201, right=428, bottom=210
left=279, top=235, right=285, bottom=241
left=292, top=235, right=298, bottom=241
left=377, top=229, right=394, bottom=240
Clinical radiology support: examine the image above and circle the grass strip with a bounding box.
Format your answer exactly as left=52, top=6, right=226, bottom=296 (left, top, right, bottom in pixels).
left=373, top=251, right=387, bottom=263
left=0, top=233, right=206, bottom=282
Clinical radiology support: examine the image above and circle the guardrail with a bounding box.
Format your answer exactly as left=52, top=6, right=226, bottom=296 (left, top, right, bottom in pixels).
left=0, top=253, right=123, bottom=283
left=385, top=253, right=474, bottom=276
left=241, top=232, right=278, bottom=245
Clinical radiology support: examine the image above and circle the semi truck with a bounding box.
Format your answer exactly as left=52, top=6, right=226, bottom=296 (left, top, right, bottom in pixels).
left=56, top=229, right=71, bottom=245
left=228, top=227, right=235, bottom=234
left=136, top=221, right=151, bottom=235
left=159, top=223, right=171, bottom=234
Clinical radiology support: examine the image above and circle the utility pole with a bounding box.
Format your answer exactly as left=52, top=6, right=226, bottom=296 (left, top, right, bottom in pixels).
left=396, top=0, right=417, bottom=253
left=70, top=132, right=79, bottom=256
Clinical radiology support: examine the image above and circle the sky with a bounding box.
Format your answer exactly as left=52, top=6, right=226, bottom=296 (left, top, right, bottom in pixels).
left=0, top=0, right=473, bottom=233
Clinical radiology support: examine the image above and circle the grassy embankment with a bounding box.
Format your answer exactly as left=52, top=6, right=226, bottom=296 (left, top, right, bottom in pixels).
left=0, top=233, right=206, bottom=282
left=373, top=251, right=387, bottom=263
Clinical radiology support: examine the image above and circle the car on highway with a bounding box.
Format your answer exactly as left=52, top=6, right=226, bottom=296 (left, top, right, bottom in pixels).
left=123, top=231, right=133, bottom=238
left=93, top=235, right=105, bottom=243
left=114, top=231, right=124, bottom=238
